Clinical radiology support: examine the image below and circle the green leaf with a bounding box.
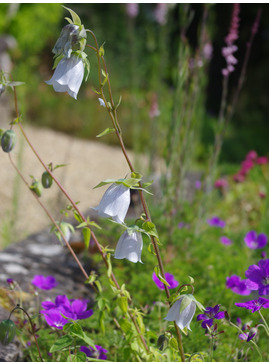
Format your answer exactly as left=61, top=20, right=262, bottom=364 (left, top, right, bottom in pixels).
left=142, top=221, right=159, bottom=238
left=69, top=322, right=96, bottom=349
left=96, top=128, right=115, bottom=138
left=107, top=253, right=112, bottom=278
left=117, top=296, right=128, bottom=313
left=169, top=337, right=178, bottom=351
left=82, top=227, right=91, bottom=249
left=73, top=210, right=83, bottom=224
left=49, top=335, right=73, bottom=352
left=69, top=352, right=87, bottom=362
left=63, top=6, right=81, bottom=25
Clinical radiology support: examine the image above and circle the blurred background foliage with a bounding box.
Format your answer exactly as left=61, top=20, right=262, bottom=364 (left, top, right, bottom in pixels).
left=0, top=3, right=268, bottom=164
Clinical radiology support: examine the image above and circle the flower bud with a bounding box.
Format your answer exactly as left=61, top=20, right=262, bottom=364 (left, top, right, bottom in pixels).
left=0, top=319, right=16, bottom=345
left=1, top=129, right=16, bottom=153
left=30, top=180, right=43, bottom=197
left=157, top=334, right=169, bottom=351
left=0, top=84, right=5, bottom=96
left=41, top=171, right=53, bottom=189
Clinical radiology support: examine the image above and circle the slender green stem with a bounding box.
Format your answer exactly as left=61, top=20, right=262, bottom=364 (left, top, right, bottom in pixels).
left=88, top=30, right=185, bottom=362
left=258, top=311, right=269, bottom=336
left=8, top=305, right=43, bottom=362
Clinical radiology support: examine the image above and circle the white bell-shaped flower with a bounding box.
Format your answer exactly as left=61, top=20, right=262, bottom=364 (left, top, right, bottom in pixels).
left=46, top=55, right=84, bottom=99
left=164, top=295, right=196, bottom=331
left=93, top=183, right=130, bottom=224
left=114, top=230, right=143, bottom=263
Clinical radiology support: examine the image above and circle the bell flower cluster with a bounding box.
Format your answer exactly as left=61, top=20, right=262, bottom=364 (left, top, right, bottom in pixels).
left=45, top=7, right=89, bottom=99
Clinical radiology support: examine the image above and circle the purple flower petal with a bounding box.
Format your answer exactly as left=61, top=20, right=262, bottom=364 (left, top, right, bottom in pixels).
left=207, top=217, right=226, bottom=228
left=32, top=275, right=58, bottom=290
left=244, top=231, right=267, bottom=249
left=220, top=236, right=232, bottom=245
left=226, top=275, right=252, bottom=295
left=152, top=272, right=179, bottom=290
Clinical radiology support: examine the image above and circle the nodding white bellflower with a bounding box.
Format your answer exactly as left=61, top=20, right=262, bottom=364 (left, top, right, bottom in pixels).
left=46, top=55, right=84, bottom=100
left=114, top=230, right=143, bottom=263
left=93, top=183, right=130, bottom=224
left=164, top=295, right=197, bottom=331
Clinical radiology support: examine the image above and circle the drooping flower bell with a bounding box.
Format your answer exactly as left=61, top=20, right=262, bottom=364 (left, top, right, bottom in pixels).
left=93, top=183, right=130, bottom=224
left=46, top=55, right=84, bottom=100
left=164, top=295, right=197, bottom=331
left=114, top=230, right=143, bottom=263
left=52, top=24, right=81, bottom=58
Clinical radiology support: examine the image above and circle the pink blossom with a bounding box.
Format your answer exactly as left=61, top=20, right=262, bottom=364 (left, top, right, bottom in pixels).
left=214, top=178, right=228, bottom=189
left=256, top=156, right=268, bottom=165
left=154, top=3, right=168, bottom=25
left=126, top=3, right=139, bottom=19
left=245, top=150, right=257, bottom=161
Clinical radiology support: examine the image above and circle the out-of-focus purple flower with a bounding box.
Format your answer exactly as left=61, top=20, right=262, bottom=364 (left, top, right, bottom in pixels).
left=178, top=222, right=185, bottom=229
left=246, top=150, right=257, bottom=161
left=154, top=3, right=168, bottom=25
left=241, top=159, right=254, bottom=174
left=233, top=171, right=246, bottom=183
left=239, top=328, right=257, bottom=342
left=80, top=345, right=108, bottom=360
left=235, top=297, right=269, bottom=313
left=152, top=272, right=179, bottom=290
left=220, top=236, right=233, bottom=246
left=195, top=180, right=201, bottom=190
left=256, top=156, right=268, bottom=165
left=197, top=304, right=225, bottom=329
left=203, top=42, right=213, bottom=61
left=226, top=275, right=252, bottom=296
left=207, top=216, right=226, bottom=228
left=244, top=231, right=267, bottom=250
left=261, top=251, right=267, bottom=259
left=40, top=295, right=93, bottom=329
left=222, top=4, right=240, bottom=76
left=214, top=178, right=228, bottom=190
left=125, top=3, right=139, bottom=19
left=245, top=259, right=269, bottom=296
left=32, top=275, right=58, bottom=290
left=236, top=317, right=242, bottom=327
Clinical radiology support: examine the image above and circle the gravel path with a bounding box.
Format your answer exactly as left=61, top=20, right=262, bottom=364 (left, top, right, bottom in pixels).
left=0, top=124, right=135, bottom=247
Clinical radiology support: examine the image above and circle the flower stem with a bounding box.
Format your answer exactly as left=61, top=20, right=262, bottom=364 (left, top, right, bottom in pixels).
left=8, top=305, right=43, bottom=362
left=88, top=30, right=185, bottom=362
left=11, top=88, right=149, bottom=355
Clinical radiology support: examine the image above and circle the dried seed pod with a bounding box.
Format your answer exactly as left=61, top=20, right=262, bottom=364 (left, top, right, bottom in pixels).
left=41, top=171, right=53, bottom=189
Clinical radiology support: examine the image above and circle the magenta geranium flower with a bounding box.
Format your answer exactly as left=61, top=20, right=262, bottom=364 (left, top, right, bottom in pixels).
left=40, top=294, right=93, bottom=329
left=214, top=178, right=228, bottom=189
left=152, top=272, right=179, bottom=290
left=32, top=275, right=58, bottom=290
left=235, top=297, right=269, bottom=313
left=245, top=259, right=269, bottom=295
left=226, top=275, right=252, bottom=296
left=197, top=304, right=225, bottom=329
left=207, top=216, right=226, bottom=228
left=256, top=156, right=268, bottom=165
left=244, top=231, right=267, bottom=250
left=80, top=345, right=108, bottom=360
left=220, top=236, right=232, bottom=245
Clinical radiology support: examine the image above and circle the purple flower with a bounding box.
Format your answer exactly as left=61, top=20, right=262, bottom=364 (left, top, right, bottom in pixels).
left=152, top=272, right=179, bottom=290
left=239, top=328, right=257, bottom=342
left=220, top=236, right=232, bottom=245
left=41, top=308, right=69, bottom=329
left=244, top=231, right=267, bottom=249
left=40, top=295, right=93, bottom=329
left=80, top=345, right=108, bottom=360
left=32, top=275, right=58, bottom=290
left=226, top=275, right=252, bottom=296
left=245, top=259, right=269, bottom=295
left=125, top=3, right=139, bottom=19
left=235, top=297, right=269, bottom=313
left=197, top=304, right=225, bottom=329
left=207, top=216, right=226, bottom=228
left=195, top=180, right=201, bottom=190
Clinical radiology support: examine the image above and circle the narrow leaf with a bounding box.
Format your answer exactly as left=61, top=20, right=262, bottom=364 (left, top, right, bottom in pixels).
left=96, top=128, right=115, bottom=138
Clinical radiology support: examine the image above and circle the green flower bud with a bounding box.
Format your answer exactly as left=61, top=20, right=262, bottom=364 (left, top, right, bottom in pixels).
left=1, top=129, right=16, bottom=153
left=0, top=319, right=16, bottom=345
left=30, top=180, right=43, bottom=197
left=41, top=171, right=53, bottom=189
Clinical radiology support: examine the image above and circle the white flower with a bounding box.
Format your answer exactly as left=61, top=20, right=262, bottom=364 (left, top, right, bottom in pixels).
left=93, top=183, right=130, bottom=224
left=98, top=98, right=106, bottom=107
left=164, top=295, right=196, bottom=331
left=46, top=55, right=84, bottom=99
left=114, top=230, right=143, bottom=263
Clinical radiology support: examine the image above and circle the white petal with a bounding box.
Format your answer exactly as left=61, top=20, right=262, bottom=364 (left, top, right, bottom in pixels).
left=114, top=231, right=143, bottom=263
left=45, top=55, right=84, bottom=100
left=94, top=184, right=130, bottom=224
left=164, top=298, right=183, bottom=321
